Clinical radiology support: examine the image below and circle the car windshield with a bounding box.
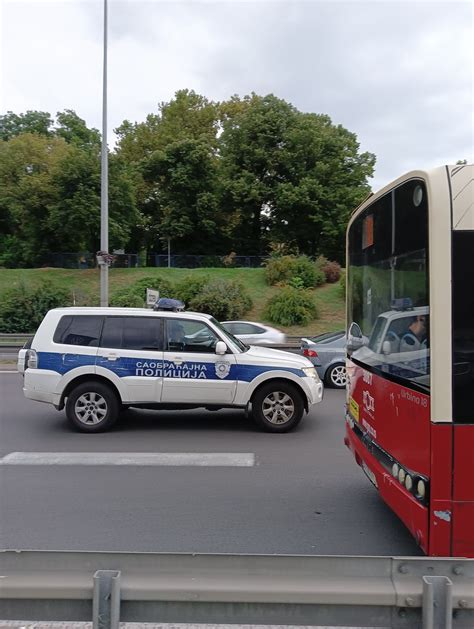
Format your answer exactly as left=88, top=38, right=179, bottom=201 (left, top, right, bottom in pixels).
left=211, top=317, right=249, bottom=352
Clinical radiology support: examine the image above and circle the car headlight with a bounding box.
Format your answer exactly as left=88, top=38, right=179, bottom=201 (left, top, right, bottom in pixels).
left=302, top=367, right=320, bottom=381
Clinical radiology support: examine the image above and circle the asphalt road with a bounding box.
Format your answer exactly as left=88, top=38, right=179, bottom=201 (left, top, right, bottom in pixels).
left=0, top=371, right=421, bottom=556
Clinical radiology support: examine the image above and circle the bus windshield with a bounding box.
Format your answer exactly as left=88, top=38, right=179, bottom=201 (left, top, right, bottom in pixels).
left=347, top=178, right=430, bottom=389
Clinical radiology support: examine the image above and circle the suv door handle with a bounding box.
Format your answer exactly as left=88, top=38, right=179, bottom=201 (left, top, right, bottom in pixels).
left=105, top=353, right=118, bottom=361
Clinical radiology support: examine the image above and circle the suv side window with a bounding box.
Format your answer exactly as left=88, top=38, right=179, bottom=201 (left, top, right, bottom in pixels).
left=100, top=317, right=163, bottom=351
left=165, top=319, right=220, bottom=353
left=53, top=315, right=104, bottom=347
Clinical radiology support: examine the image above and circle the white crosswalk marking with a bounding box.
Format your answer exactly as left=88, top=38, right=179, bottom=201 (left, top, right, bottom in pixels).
left=0, top=452, right=255, bottom=467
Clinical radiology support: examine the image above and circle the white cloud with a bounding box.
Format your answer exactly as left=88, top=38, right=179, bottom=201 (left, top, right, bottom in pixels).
left=1, top=0, right=472, bottom=190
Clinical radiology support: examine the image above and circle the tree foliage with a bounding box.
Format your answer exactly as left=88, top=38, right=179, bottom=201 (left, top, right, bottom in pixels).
left=0, top=94, right=376, bottom=267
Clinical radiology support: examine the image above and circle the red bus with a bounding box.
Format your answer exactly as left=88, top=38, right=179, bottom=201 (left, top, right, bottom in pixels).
left=345, top=164, right=474, bottom=557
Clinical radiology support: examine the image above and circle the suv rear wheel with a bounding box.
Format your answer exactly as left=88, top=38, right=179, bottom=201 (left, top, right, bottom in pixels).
left=65, top=381, right=119, bottom=433
left=251, top=381, right=305, bottom=433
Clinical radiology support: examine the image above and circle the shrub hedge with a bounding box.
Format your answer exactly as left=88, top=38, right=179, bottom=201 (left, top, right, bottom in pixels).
left=0, top=280, right=72, bottom=333
left=264, top=286, right=318, bottom=326
left=189, top=279, right=252, bottom=320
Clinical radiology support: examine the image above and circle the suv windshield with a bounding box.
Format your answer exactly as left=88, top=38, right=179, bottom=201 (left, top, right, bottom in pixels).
left=368, top=316, right=387, bottom=352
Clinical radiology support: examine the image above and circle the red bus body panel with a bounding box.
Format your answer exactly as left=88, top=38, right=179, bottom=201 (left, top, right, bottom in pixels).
left=345, top=361, right=474, bottom=557
left=429, top=424, right=453, bottom=556
left=452, top=425, right=474, bottom=557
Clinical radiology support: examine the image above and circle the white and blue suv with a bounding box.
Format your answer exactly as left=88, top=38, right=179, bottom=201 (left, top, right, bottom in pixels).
left=19, top=308, right=323, bottom=433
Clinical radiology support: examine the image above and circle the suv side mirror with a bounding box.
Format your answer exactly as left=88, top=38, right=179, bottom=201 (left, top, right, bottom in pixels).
left=347, top=322, right=366, bottom=354
left=382, top=340, right=391, bottom=355
left=347, top=336, right=365, bottom=352
left=215, top=341, right=227, bottom=355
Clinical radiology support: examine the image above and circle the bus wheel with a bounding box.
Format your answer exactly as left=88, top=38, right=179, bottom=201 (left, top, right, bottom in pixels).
left=251, top=382, right=304, bottom=433
left=325, top=363, right=347, bottom=389
left=66, top=381, right=119, bottom=433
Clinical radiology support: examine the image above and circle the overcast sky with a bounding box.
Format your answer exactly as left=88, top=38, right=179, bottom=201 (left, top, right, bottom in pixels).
left=1, top=0, right=472, bottom=190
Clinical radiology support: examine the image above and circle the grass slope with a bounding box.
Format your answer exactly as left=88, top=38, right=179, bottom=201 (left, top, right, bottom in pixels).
left=0, top=267, right=345, bottom=336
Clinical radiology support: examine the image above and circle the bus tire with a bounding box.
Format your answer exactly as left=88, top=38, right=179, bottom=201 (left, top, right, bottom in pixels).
left=66, top=381, right=119, bottom=433
left=251, top=381, right=305, bottom=433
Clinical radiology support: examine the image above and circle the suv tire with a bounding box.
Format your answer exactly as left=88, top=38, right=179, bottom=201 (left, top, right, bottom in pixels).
left=66, top=381, right=119, bottom=433
left=251, top=381, right=305, bottom=433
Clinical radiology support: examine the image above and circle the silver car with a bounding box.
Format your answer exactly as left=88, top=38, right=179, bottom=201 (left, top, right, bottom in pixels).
left=221, top=321, right=286, bottom=346
left=300, top=331, right=347, bottom=388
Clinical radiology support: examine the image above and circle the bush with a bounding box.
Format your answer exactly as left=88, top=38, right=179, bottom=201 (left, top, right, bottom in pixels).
left=222, top=251, right=237, bottom=267
left=174, top=275, right=210, bottom=307
left=109, top=291, right=145, bottom=308
left=128, top=276, right=174, bottom=299
left=293, top=256, right=320, bottom=288
left=0, top=280, right=72, bottom=333
left=315, top=255, right=328, bottom=271
left=189, top=279, right=252, bottom=320
left=110, top=275, right=174, bottom=307
left=338, top=271, right=346, bottom=297
left=264, top=255, right=324, bottom=288
left=264, top=255, right=295, bottom=285
left=323, top=260, right=342, bottom=283
left=264, top=287, right=318, bottom=326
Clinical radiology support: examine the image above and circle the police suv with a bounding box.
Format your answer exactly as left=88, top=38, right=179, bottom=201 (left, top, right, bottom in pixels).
left=19, top=307, right=323, bottom=433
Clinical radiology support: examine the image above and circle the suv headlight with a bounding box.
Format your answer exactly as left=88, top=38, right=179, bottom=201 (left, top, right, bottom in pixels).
left=302, top=366, right=320, bottom=381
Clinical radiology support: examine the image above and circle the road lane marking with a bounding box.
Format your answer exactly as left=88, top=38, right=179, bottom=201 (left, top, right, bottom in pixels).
left=0, top=452, right=255, bottom=467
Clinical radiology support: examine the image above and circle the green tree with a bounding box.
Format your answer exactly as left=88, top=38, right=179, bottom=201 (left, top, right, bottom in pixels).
left=0, top=133, right=70, bottom=266
left=47, top=148, right=138, bottom=254
left=270, top=113, right=375, bottom=260
left=0, top=110, right=54, bottom=141
left=115, top=90, right=220, bottom=255
left=55, top=109, right=101, bottom=149
left=144, top=138, right=222, bottom=254
left=219, top=94, right=375, bottom=261
left=218, top=94, right=299, bottom=254
left=0, top=118, right=138, bottom=266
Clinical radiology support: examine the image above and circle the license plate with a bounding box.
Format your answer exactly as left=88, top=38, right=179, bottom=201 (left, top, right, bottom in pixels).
left=362, top=461, right=378, bottom=488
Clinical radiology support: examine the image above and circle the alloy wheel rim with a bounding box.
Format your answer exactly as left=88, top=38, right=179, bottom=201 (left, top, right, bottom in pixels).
left=75, top=392, right=108, bottom=425
left=331, top=366, right=347, bottom=387
left=262, top=391, right=295, bottom=424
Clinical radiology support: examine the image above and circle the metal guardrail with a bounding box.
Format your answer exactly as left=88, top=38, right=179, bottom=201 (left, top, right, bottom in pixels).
left=1, top=551, right=473, bottom=628
left=0, top=333, right=33, bottom=348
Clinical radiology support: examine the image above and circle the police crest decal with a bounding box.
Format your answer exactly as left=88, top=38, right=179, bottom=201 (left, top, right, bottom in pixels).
left=215, top=361, right=231, bottom=379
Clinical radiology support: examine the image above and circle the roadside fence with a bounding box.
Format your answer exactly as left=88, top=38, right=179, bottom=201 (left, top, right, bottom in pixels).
left=35, top=253, right=139, bottom=269
left=147, top=254, right=265, bottom=268
left=3, top=253, right=266, bottom=269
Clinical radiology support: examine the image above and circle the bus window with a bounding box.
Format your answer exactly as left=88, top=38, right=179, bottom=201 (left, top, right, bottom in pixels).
left=348, top=179, right=429, bottom=390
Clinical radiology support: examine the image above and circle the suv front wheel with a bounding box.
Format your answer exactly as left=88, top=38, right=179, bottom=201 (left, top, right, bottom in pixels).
left=251, top=381, right=305, bottom=433
left=66, top=381, right=119, bottom=433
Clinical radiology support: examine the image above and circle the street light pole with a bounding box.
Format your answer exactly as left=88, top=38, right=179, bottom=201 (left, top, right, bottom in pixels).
left=100, top=0, right=109, bottom=307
